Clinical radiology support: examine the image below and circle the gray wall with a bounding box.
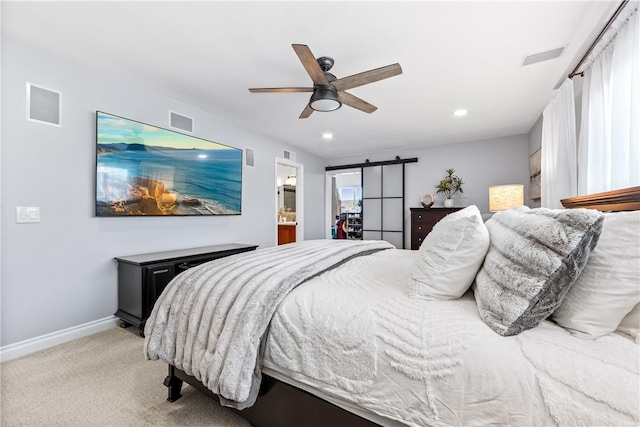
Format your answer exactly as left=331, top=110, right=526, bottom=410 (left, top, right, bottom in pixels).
left=0, top=36, right=540, bottom=347
left=0, top=37, right=326, bottom=346
left=326, top=134, right=531, bottom=249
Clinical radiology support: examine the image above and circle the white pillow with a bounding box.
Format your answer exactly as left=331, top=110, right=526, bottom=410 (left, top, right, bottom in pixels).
left=552, top=211, right=640, bottom=338
left=617, top=303, right=639, bottom=344
left=408, top=205, right=489, bottom=300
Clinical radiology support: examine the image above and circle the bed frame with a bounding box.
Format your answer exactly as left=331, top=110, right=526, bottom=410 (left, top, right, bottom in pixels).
left=162, top=186, right=640, bottom=427
left=164, top=365, right=379, bottom=427
left=560, top=186, right=640, bottom=211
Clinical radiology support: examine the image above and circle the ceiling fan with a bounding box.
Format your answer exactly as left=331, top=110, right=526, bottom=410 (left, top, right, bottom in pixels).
left=249, top=44, right=402, bottom=119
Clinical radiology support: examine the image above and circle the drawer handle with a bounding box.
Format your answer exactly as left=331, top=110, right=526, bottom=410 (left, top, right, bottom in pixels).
left=153, top=269, right=169, bottom=275
left=418, top=226, right=422, bottom=230
left=418, top=215, right=422, bottom=219
left=418, top=238, right=423, bottom=242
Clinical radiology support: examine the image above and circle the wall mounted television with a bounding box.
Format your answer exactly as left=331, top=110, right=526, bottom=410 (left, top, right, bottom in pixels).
left=96, top=111, right=242, bottom=216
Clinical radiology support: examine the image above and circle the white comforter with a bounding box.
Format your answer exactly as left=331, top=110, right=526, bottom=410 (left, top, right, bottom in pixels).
left=262, top=249, right=640, bottom=427
left=144, top=239, right=394, bottom=409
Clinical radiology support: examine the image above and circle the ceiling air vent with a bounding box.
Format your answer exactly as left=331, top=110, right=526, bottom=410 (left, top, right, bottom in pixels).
left=522, top=46, right=565, bottom=66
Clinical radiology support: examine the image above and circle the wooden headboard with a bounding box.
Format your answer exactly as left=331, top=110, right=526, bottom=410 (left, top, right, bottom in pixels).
left=561, top=186, right=640, bottom=211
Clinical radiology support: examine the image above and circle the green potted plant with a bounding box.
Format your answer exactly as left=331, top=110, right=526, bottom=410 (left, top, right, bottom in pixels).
left=436, top=168, right=464, bottom=207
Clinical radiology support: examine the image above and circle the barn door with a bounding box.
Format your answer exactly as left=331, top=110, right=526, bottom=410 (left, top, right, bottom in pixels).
left=326, top=157, right=416, bottom=249
left=362, top=163, right=405, bottom=248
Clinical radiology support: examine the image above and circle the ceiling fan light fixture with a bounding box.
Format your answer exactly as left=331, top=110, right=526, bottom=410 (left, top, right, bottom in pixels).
left=310, top=87, right=342, bottom=112
left=249, top=44, right=402, bottom=118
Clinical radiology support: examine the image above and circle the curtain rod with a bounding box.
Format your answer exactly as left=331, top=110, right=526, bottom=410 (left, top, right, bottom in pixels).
left=325, top=156, right=418, bottom=171
left=569, top=0, right=629, bottom=78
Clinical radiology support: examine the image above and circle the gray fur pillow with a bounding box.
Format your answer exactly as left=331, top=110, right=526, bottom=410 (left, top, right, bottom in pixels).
left=473, top=207, right=604, bottom=336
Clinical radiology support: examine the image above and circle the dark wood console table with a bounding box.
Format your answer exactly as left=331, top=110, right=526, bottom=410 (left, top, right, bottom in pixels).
left=115, top=243, right=258, bottom=335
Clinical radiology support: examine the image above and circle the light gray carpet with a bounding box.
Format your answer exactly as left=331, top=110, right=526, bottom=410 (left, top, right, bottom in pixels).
left=0, top=327, right=251, bottom=426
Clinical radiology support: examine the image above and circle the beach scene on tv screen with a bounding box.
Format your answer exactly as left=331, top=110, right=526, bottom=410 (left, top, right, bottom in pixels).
left=96, top=112, right=242, bottom=216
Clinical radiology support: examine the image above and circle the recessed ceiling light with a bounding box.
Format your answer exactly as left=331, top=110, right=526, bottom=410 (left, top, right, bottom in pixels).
left=453, top=109, right=468, bottom=117
left=322, top=132, right=334, bottom=139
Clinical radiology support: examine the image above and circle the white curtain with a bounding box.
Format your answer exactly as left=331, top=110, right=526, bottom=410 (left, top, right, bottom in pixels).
left=541, top=78, right=577, bottom=208
left=578, top=8, right=639, bottom=194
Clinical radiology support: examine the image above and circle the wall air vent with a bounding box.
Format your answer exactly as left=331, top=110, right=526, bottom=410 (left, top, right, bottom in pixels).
left=283, top=150, right=296, bottom=161
left=522, top=46, right=565, bottom=66
left=27, top=83, right=62, bottom=126
left=169, top=111, right=194, bottom=133
left=245, top=148, right=255, bottom=167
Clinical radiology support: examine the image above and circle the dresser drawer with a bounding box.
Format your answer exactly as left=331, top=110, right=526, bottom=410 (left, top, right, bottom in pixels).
left=410, top=207, right=462, bottom=250
left=412, top=212, right=437, bottom=226
left=412, top=222, right=438, bottom=239
left=413, top=229, right=433, bottom=248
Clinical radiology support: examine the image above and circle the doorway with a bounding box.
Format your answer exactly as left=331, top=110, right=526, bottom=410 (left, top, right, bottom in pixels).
left=325, top=169, right=362, bottom=240
left=275, top=159, right=303, bottom=245
left=325, top=157, right=417, bottom=248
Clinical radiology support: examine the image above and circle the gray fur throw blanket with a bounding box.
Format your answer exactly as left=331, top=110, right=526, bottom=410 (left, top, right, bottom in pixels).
left=144, top=239, right=394, bottom=409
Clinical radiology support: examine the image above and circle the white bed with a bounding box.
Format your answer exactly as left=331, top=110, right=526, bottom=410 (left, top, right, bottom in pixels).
left=262, top=249, right=638, bottom=427
left=145, top=187, right=640, bottom=427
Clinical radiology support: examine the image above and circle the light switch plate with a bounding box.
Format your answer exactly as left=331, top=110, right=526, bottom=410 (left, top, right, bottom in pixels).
left=16, top=206, right=40, bottom=223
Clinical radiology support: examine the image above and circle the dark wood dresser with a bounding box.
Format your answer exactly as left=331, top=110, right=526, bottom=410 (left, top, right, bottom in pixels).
left=410, top=207, right=462, bottom=250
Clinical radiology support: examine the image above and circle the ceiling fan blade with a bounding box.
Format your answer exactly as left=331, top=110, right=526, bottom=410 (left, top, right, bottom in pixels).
left=333, top=63, right=402, bottom=92
left=339, top=91, right=377, bottom=114
left=292, top=44, right=329, bottom=86
left=299, top=104, right=314, bottom=119
left=249, top=87, right=313, bottom=93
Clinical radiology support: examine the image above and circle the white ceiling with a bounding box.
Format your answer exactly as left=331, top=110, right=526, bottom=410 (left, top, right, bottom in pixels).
left=2, top=1, right=618, bottom=159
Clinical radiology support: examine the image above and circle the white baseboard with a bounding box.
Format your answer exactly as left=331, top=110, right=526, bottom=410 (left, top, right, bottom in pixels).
left=0, top=316, right=119, bottom=362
